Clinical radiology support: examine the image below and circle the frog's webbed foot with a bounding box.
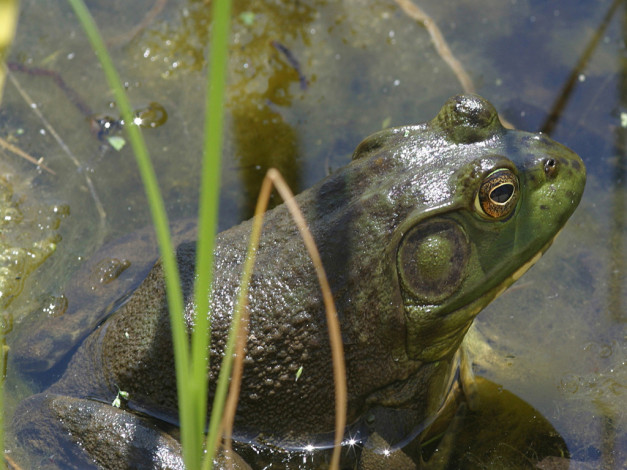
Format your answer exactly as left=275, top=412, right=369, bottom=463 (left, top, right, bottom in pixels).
left=13, top=393, right=184, bottom=469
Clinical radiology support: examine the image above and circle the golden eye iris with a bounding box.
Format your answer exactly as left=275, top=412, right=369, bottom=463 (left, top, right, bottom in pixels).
left=475, top=168, right=519, bottom=219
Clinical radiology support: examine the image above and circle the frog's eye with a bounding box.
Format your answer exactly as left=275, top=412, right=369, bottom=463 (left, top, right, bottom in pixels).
left=475, top=168, right=519, bottom=219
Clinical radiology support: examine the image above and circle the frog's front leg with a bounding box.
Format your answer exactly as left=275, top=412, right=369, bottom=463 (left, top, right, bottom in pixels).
left=13, top=392, right=185, bottom=469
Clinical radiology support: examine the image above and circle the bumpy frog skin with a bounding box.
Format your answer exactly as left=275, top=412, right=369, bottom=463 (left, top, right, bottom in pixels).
left=12, top=95, right=586, bottom=469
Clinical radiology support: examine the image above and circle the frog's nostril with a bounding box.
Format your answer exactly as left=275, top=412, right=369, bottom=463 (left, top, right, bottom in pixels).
left=544, top=158, right=558, bottom=178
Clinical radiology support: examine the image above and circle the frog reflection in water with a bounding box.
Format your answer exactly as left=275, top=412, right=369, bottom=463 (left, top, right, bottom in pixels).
left=13, top=95, right=586, bottom=469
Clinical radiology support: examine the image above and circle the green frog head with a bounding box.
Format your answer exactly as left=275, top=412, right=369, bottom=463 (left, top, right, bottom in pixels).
left=350, top=94, right=586, bottom=363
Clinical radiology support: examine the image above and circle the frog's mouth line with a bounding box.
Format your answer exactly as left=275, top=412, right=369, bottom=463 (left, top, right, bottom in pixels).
left=491, top=228, right=563, bottom=301
left=458, top=228, right=563, bottom=328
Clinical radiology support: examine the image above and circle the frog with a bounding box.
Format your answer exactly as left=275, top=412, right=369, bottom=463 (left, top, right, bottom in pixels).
left=11, top=94, right=586, bottom=469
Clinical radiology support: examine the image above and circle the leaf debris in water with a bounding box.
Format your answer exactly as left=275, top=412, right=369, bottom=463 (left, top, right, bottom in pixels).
left=112, top=389, right=130, bottom=408
left=107, top=135, right=126, bottom=151
left=239, top=11, right=255, bottom=26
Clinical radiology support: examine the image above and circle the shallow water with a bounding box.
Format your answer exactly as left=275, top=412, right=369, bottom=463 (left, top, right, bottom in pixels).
left=2, top=0, right=625, bottom=468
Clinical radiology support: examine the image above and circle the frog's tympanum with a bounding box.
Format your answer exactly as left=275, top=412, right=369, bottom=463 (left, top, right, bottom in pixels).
left=12, top=95, right=586, bottom=469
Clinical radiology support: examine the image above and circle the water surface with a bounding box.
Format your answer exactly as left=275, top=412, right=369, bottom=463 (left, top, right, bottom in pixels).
left=2, top=0, right=625, bottom=468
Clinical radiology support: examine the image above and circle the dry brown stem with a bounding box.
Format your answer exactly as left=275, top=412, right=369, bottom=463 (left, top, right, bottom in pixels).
left=219, top=168, right=347, bottom=470
left=395, top=0, right=475, bottom=93
left=0, top=136, right=55, bottom=174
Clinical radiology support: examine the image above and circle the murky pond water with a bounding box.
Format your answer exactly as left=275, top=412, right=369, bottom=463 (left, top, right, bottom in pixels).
left=1, top=0, right=625, bottom=468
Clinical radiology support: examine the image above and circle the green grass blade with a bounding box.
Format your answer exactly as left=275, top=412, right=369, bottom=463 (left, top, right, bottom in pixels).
left=202, top=169, right=284, bottom=470
left=0, top=1, right=19, bottom=468
left=0, top=0, right=18, bottom=95
left=191, top=0, right=232, bottom=467
left=65, top=0, right=197, bottom=467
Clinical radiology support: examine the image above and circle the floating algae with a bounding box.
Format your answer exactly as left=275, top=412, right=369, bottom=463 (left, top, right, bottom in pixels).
left=0, top=173, right=67, bottom=310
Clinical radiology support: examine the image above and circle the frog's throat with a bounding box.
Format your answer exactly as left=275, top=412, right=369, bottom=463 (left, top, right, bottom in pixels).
left=490, top=229, right=563, bottom=297
left=408, top=230, right=562, bottom=362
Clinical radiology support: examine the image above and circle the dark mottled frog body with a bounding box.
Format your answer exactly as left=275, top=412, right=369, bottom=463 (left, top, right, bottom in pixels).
left=13, top=95, right=586, bottom=469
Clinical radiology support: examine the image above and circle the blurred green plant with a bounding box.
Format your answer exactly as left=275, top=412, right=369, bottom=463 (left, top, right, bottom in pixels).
left=0, top=1, right=19, bottom=467
left=0, top=0, right=18, bottom=93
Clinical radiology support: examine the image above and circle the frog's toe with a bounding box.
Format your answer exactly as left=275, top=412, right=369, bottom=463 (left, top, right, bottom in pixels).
left=14, top=393, right=184, bottom=469
left=14, top=393, right=100, bottom=469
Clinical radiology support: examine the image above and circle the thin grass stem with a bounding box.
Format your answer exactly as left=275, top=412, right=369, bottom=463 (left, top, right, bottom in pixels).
left=65, top=1, right=198, bottom=468
left=192, top=0, right=232, bottom=468
left=206, top=169, right=347, bottom=470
